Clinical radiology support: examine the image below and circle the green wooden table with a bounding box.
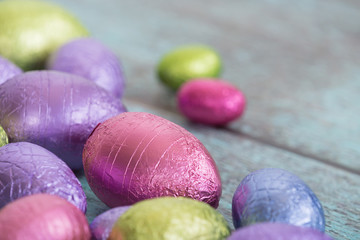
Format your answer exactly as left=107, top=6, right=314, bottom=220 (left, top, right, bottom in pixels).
left=49, top=0, right=360, bottom=239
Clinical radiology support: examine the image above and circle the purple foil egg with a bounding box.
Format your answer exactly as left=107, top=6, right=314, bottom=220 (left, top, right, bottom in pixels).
left=0, top=142, right=86, bottom=212
left=90, top=206, right=130, bottom=240
left=0, top=70, right=126, bottom=169
left=0, top=56, right=22, bottom=84
left=227, top=222, right=333, bottom=240
left=48, top=38, right=125, bottom=98
left=83, top=112, right=222, bottom=208
left=232, top=168, right=325, bottom=232
left=177, top=78, right=246, bottom=125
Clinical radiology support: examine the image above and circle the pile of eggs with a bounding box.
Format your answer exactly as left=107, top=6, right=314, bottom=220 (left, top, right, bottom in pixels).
left=0, top=1, right=333, bottom=239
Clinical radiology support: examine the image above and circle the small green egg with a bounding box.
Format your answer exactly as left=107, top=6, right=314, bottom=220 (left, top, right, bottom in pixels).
left=109, top=197, right=231, bottom=240
left=157, top=45, right=222, bottom=90
left=0, top=0, right=89, bottom=71
left=0, top=125, right=8, bottom=147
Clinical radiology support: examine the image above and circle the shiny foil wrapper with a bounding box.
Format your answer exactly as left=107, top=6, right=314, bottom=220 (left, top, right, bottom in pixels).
left=227, top=222, right=333, bottom=240
left=0, top=125, right=8, bottom=147
left=0, top=194, right=91, bottom=240
left=0, top=142, right=87, bottom=212
left=83, top=112, right=222, bottom=208
left=0, top=0, right=88, bottom=71
left=0, top=56, right=22, bottom=85
left=177, top=79, right=246, bottom=125
left=232, top=168, right=325, bottom=231
left=109, top=197, right=231, bottom=240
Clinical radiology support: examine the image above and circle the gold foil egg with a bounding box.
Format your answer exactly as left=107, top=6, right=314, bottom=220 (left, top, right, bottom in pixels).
left=109, top=197, right=231, bottom=240
left=0, top=0, right=89, bottom=70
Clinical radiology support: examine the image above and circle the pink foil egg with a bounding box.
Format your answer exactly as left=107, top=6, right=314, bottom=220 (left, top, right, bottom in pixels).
left=0, top=194, right=91, bottom=240
left=0, top=70, right=126, bottom=169
left=0, top=56, right=22, bottom=84
left=83, top=112, right=222, bottom=208
left=177, top=78, right=246, bottom=125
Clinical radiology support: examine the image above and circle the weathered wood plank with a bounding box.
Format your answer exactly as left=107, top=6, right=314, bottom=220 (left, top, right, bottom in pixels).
left=51, top=0, right=360, bottom=173
left=81, top=99, right=360, bottom=240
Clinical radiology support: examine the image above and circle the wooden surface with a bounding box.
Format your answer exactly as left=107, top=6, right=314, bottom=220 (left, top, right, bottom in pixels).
left=47, top=0, right=360, bottom=239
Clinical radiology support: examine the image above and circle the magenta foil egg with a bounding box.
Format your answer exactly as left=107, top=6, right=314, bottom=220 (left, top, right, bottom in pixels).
left=48, top=38, right=125, bottom=98
left=177, top=78, right=246, bottom=125
left=0, top=194, right=91, bottom=240
left=83, top=112, right=222, bottom=208
left=0, top=56, right=22, bottom=84
left=0, top=71, right=126, bottom=169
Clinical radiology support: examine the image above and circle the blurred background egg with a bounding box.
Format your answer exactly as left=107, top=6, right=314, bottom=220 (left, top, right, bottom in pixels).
left=0, top=0, right=88, bottom=70
left=232, top=168, right=325, bottom=231
left=109, top=197, right=231, bottom=240
left=0, top=56, right=22, bottom=85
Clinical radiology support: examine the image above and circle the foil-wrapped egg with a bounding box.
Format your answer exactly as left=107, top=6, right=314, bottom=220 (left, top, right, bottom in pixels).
left=177, top=79, right=246, bottom=125
left=83, top=112, right=222, bottom=208
left=0, top=71, right=126, bottom=169
left=0, top=142, right=86, bottom=212
left=232, top=168, right=325, bottom=231
left=157, top=45, right=222, bottom=90
left=0, top=194, right=91, bottom=240
left=0, top=56, right=22, bottom=85
left=0, top=0, right=88, bottom=70
left=48, top=38, right=125, bottom=98
left=227, top=222, right=333, bottom=240
left=109, top=197, right=231, bottom=240
left=0, top=125, right=8, bottom=147
left=90, top=206, right=131, bottom=240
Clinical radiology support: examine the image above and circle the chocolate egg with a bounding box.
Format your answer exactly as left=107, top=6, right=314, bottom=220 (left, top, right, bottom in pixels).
left=227, top=222, right=333, bottom=240
left=109, top=197, right=231, bottom=240
left=0, top=71, right=126, bottom=169
left=48, top=38, right=125, bottom=98
left=0, top=56, right=22, bottom=85
left=83, top=112, right=222, bottom=208
left=177, top=79, right=246, bottom=125
left=232, top=168, right=325, bottom=231
left=0, top=194, right=91, bottom=240
left=157, top=45, right=222, bottom=90
left=90, top=206, right=130, bottom=240
left=0, top=125, right=8, bottom=147
left=0, top=142, right=86, bottom=212
left=0, top=0, right=88, bottom=70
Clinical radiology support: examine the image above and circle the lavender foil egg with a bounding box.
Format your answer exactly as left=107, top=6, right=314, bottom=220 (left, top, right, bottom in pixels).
left=0, top=71, right=126, bottom=169
left=83, top=112, right=222, bottom=208
left=232, top=168, right=325, bottom=232
left=0, top=142, right=86, bottom=212
left=227, top=222, right=333, bottom=240
left=0, top=56, right=22, bottom=84
left=48, top=38, right=125, bottom=98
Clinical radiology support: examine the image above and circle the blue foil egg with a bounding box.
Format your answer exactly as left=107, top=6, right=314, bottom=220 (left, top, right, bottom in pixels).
left=232, top=168, right=325, bottom=232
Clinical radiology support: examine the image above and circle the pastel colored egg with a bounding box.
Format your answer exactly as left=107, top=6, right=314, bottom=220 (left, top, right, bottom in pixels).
left=90, top=206, right=131, bottom=240
left=177, top=79, right=246, bottom=125
left=0, top=71, right=126, bottom=169
left=0, top=142, right=87, bottom=212
left=232, top=168, right=325, bottom=231
left=227, top=222, right=333, bottom=240
left=109, top=197, right=231, bottom=240
left=157, top=45, right=222, bottom=90
left=0, top=0, right=88, bottom=70
left=48, top=38, right=125, bottom=98
left=0, top=125, right=8, bottom=147
left=0, top=56, right=22, bottom=85
left=83, top=112, right=222, bottom=208
left=0, top=194, right=91, bottom=240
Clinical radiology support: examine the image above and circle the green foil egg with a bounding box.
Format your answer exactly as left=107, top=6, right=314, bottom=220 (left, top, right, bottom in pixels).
left=109, top=197, right=231, bottom=240
left=157, top=45, right=222, bottom=90
left=0, top=125, right=8, bottom=147
left=0, top=0, right=89, bottom=71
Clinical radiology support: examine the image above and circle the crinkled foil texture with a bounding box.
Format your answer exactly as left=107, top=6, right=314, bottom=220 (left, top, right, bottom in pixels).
left=0, top=142, right=86, bottom=212
left=83, top=112, right=222, bottom=208
left=232, top=168, right=325, bottom=232
left=0, top=71, right=126, bottom=169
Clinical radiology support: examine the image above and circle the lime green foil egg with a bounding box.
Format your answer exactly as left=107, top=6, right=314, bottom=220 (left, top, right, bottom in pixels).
left=157, top=45, right=222, bottom=90
left=0, top=125, right=8, bottom=147
left=0, top=0, right=89, bottom=71
left=109, top=197, right=231, bottom=240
